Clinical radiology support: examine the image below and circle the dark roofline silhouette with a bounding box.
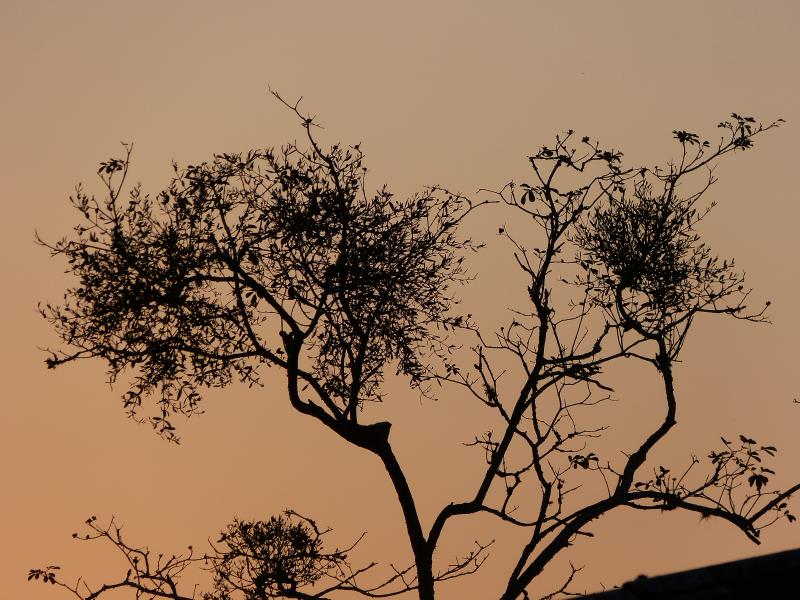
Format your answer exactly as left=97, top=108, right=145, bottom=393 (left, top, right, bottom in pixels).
left=579, top=548, right=800, bottom=599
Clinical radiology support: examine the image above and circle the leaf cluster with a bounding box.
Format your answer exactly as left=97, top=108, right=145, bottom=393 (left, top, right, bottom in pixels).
left=39, top=124, right=481, bottom=438
left=207, top=513, right=350, bottom=599
left=572, top=114, right=779, bottom=350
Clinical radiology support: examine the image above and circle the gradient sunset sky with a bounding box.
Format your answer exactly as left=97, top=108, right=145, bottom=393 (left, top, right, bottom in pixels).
left=2, top=2, right=799, bottom=598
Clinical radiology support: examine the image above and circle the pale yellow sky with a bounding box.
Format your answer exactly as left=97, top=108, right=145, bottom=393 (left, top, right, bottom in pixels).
left=2, top=2, right=798, bottom=598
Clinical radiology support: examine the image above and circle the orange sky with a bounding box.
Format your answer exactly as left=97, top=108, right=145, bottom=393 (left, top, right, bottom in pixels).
left=2, top=2, right=799, bottom=598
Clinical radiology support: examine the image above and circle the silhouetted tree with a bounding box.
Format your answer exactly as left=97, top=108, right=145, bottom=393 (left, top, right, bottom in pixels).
left=34, top=96, right=798, bottom=600
left=30, top=513, right=418, bottom=599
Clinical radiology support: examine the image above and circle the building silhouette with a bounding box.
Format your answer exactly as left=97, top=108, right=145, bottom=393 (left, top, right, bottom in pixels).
left=578, top=548, right=800, bottom=599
